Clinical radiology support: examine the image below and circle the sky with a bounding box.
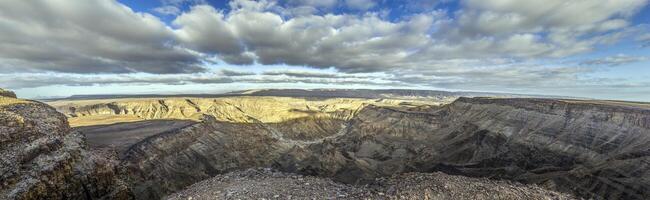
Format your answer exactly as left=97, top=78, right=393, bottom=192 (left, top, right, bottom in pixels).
left=0, top=0, right=649, bottom=101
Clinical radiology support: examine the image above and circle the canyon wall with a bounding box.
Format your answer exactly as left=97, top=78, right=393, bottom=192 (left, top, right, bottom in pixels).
left=50, top=97, right=384, bottom=126
left=0, top=92, right=131, bottom=199
left=10, top=89, right=635, bottom=199
left=95, top=97, right=650, bottom=199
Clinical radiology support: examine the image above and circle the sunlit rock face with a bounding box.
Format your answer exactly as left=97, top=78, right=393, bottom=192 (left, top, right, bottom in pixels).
left=0, top=89, right=131, bottom=200
left=49, top=97, right=387, bottom=126
left=72, top=96, right=648, bottom=199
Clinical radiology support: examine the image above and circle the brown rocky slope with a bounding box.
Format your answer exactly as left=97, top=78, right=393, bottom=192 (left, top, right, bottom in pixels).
left=0, top=91, right=131, bottom=199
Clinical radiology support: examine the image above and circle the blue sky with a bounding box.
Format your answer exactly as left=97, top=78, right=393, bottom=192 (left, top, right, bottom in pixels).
left=0, top=0, right=649, bottom=101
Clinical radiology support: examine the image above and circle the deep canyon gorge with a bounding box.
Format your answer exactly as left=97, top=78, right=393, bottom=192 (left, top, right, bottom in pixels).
left=1, top=89, right=649, bottom=199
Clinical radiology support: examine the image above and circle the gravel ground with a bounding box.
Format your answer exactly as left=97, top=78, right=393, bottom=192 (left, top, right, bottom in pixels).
left=166, top=168, right=577, bottom=200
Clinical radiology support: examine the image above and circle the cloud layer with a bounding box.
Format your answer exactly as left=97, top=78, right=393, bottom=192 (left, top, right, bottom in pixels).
left=0, top=0, right=205, bottom=74
left=0, top=0, right=649, bottom=100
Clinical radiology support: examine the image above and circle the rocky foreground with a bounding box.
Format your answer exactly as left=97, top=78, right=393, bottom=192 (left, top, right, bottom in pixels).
left=0, top=91, right=130, bottom=199
left=166, top=168, right=575, bottom=200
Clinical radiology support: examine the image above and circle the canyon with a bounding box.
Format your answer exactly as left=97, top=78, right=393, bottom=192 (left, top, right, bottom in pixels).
left=1, top=89, right=649, bottom=199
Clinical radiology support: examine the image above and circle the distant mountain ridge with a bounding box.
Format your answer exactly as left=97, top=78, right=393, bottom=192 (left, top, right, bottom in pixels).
left=42, top=89, right=580, bottom=101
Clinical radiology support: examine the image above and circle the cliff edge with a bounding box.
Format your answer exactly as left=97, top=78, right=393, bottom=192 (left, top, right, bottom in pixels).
left=0, top=89, right=131, bottom=199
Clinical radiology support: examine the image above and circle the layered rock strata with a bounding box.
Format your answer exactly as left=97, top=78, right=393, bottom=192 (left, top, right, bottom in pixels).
left=0, top=91, right=131, bottom=200
left=118, top=97, right=649, bottom=199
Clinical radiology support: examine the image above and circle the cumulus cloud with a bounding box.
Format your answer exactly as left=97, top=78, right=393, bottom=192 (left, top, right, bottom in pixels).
left=173, top=1, right=435, bottom=72
left=3, top=0, right=646, bottom=75
left=0, top=0, right=648, bottom=101
left=168, top=0, right=647, bottom=74
left=424, top=0, right=648, bottom=59
left=173, top=5, right=246, bottom=61
left=0, top=0, right=203, bottom=74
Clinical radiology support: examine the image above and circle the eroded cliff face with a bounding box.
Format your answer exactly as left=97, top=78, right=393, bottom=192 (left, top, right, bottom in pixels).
left=50, top=97, right=381, bottom=125
left=0, top=92, right=131, bottom=199
left=121, top=115, right=294, bottom=199
left=278, top=97, right=650, bottom=199
left=116, top=97, right=649, bottom=199
left=43, top=96, right=650, bottom=199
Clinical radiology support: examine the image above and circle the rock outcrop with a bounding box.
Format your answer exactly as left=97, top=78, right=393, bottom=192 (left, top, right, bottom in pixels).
left=0, top=90, right=131, bottom=199
left=0, top=89, right=16, bottom=98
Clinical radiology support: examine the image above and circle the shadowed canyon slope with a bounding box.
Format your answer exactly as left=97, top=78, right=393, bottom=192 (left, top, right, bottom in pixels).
left=47, top=94, right=650, bottom=200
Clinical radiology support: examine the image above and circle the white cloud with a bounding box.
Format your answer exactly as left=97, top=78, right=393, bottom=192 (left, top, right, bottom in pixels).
left=167, top=0, right=648, bottom=74
left=0, top=0, right=202, bottom=74
left=426, top=0, right=649, bottom=59
left=3, top=0, right=646, bottom=74
left=0, top=69, right=397, bottom=89
left=172, top=4, right=435, bottom=72
left=173, top=5, right=245, bottom=61
left=1, top=0, right=649, bottom=101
